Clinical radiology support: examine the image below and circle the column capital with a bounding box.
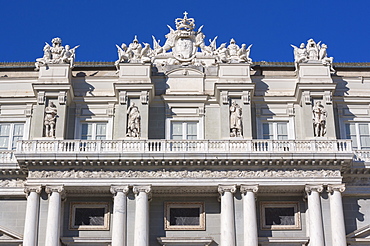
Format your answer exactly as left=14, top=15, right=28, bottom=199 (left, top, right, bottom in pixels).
left=110, top=185, right=129, bottom=195
left=305, top=184, right=324, bottom=194
left=327, top=184, right=346, bottom=194
left=45, top=185, right=65, bottom=199
left=240, top=184, right=259, bottom=194
left=218, top=185, right=236, bottom=195
left=133, top=185, right=151, bottom=195
left=24, top=185, right=42, bottom=198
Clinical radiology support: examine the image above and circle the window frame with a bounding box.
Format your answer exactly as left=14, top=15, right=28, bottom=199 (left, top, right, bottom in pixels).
left=0, top=122, right=27, bottom=150
left=166, top=117, right=204, bottom=140
left=344, top=122, right=370, bottom=150
left=260, top=201, right=301, bottom=230
left=164, top=202, right=205, bottom=231
left=69, top=202, right=110, bottom=231
left=75, top=119, right=111, bottom=140
left=257, top=117, right=295, bottom=140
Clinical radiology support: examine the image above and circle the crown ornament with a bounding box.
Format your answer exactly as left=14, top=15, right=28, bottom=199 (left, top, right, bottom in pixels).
left=175, top=11, right=195, bottom=31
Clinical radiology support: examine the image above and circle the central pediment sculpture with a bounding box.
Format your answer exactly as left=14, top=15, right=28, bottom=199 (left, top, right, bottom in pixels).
left=115, top=12, right=253, bottom=69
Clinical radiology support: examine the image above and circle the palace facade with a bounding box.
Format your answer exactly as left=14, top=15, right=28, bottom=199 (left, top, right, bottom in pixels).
left=0, top=13, right=370, bottom=246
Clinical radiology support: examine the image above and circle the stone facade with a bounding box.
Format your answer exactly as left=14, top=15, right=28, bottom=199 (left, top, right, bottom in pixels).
left=0, top=12, right=370, bottom=246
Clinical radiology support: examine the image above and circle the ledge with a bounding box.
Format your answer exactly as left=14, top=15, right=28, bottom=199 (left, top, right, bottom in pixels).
left=157, top=237, right=213, bottom=246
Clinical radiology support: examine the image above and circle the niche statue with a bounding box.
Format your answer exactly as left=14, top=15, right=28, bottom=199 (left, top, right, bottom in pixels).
left=126, top=103, right=141, bottom=138
left=44, top=102, right=57, bottom=137
left=313, top=101, right=327, bottom=137
left=230, top=101, right=242, bottom=137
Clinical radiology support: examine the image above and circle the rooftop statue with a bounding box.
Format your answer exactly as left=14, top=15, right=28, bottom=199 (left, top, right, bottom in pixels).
left=35, top=37, right=79, bottom=71
left=114, top=12, right=253, bottom=67
left=291, top=38, right=335, bottom=73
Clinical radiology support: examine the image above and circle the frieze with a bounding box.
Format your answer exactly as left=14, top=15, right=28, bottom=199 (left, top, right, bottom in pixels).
left=0, top=179, right=25, bottom=187
left=29, top=169, right=341, bottom=179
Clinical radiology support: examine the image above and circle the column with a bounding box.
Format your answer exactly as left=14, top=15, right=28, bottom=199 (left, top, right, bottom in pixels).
left=328, top=184, right=347, bottom=246
left=133, top=185, right=151, bottom=246
left=240, top=185, right=259, bottom=246
left=23, top=186, right=42, bottom=246
left=110, top=185, right=129, bottom=246
left=305, top=185, right=324, bottom=246
left=218, top=185, right=236, bottom=246
left=45, top=186, right=65, bottom=246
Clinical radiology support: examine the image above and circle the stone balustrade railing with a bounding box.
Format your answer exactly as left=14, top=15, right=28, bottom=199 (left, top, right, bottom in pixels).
left=0, top=150, right=16, bottom=163
left=16, top=139, right=352, bottom=154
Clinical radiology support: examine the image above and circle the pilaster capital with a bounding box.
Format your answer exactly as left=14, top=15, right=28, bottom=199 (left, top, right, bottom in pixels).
left=240, top=184, right=259, bottom=194
left=24, top=185, right=42, bottom=197
left=133, top=185, right=151, bottom=195
left=327, top=184, right=346, bottom=194
left=110, top=185, right=129, bottom=195
left=305, top=184, right=324, bottom=195
left=218, top=185, right=236, bottom=195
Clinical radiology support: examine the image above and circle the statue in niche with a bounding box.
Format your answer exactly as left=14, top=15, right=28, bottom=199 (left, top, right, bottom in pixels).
left=35, top=37, right=79, bottom=70
left=126, top=103, right=141, bottom=138
left=313, top=101, right=327, bottom=137
left=44, top=102, right=57, bottom=137
left=230, top=101, right=243, bottom=137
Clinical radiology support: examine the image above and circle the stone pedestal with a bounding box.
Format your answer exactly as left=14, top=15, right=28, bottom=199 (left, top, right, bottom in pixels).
left=305, top=185, right=324, bottom=246
left=133, top=186, right=151, bottom=246
left=218, top=64, right=252, bottom=83
left=298, top=62, right=331, bottom=84
left=218, top=185, right=236, bottom=246
left=23, top=186, right=42, bottom=246
left=111, top=186, right=129, bottom=246
left=241, top=185, right=259, bottom=246
left=118, top=63, right=151, bottom=83
left=328, top=184, right=347, bottom=246
left=38, top=64, right=71, bottom=84
left=45, top=186, right=65, bottom=246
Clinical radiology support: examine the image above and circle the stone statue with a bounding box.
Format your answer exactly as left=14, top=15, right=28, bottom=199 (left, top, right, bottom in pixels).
left=115, top=43, right=129, bottom=72
left=126, top=103, right=141, bottom=138
left=230, top=101, right=242, bottom=137
left=44, top=102, right=57, bottom=137
left=62, top=45, right=80, bottom=68
left=216, top=43, right=228, bottom=63
left=140, top=43, right=152, bottom=63
left=292, top=39, right=334, bottom=73
left=238, top=44, right=253, bottom=63
left=291, top=43, right=308, bottom=72
left=35, top=37, right=79, bottom=70
left=126, top=36, right=143, bottom=62
left=313, top=101, right=327, bottom=137
left=227, top=38, right=239, bottom=61
left=306, top=39, right=320, bottom=60
left=319, top=44, right=335, bottom=72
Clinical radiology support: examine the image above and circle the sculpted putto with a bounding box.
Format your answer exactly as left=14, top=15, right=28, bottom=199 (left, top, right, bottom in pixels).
left=44, top=101, right=57, bottom=137
left=291, top=38, right=335, bottom=73
left=35, top=37, right=79, bottom=70
left=114, top=12, right=253, bottom=68
left=313, top=101, right=327, bottom=137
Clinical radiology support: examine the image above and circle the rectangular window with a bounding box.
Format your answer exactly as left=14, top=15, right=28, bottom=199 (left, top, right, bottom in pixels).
left=170, top=122, right=198, bottom=140
left=69, top=202, right=110, bottom=230
left=81, top=123, right=107, bottom=140
left=0, top=123, right=24, bottom=150
left=345, top=123, right=370, bottom=150
left=262, top=122, right=288, bottom=140
left=260, top=202, right=301, bottom=230
left=164, top=202, right=205, bottom=230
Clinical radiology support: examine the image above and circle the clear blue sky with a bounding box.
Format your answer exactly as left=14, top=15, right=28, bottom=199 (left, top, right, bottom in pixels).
left=1, top=0, right=369, bottom=63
